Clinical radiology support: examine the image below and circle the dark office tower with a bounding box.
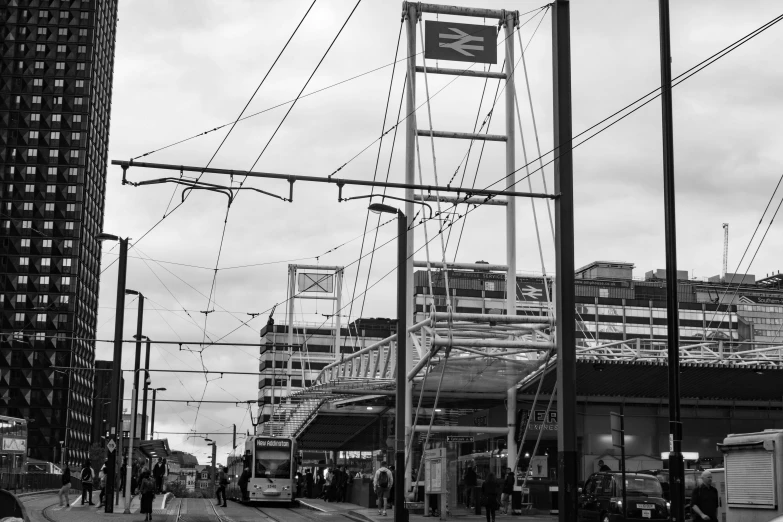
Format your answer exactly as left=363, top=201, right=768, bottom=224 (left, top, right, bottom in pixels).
left=0, top=0, right=119, bottom=466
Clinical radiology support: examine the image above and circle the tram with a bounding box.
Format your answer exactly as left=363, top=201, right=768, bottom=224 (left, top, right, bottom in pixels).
left=0, top=415, right=28, bottom=474
left=227, top=435, right=298, bottom=504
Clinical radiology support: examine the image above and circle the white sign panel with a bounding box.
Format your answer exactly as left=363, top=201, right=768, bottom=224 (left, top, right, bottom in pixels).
left=424, top=448, right=446, bottom=494
left=2, top=438, right=26, bottom=452
left=298, top=273, right=334, bottom=293
left=530, top=456, right=548, bottom=478
left=182, top=469, right=197, bottom=491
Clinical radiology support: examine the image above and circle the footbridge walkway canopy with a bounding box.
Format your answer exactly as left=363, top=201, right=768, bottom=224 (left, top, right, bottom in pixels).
left=262, top=310, right=783, bottom=450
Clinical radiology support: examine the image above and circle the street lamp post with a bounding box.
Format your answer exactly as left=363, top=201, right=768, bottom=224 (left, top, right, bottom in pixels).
left=96, top=233, right=127, bottom=514
left=124, top=368, right=151, bottom=513
left=206, top=440, right=217, bottom=498
left=149, top=388, right=166, bottom=439
left=125, top=289, right=145, bottom=442
left=141, top=337, right=151, bottom=439
left=369, top=203, right=407, bottom=522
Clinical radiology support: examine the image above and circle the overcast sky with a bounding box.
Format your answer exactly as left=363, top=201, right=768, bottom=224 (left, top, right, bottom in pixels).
left=96, top=0, right=783, bottom=463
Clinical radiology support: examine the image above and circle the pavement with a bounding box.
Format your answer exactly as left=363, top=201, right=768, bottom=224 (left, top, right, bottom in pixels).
left=18, top=490, right=174, bottom=521
left=298, top=498, right=557, bottom=522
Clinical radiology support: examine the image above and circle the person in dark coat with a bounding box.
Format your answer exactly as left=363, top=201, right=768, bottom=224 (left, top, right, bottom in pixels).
left=338, top=466, right=350, bottom=502
left=131, top=460, right=139, bottom=495
left=119, top=458, right=127, bottom=497
left=691, top=470, right=719, bottom=522
left=305, top=468, right=314, bottom=498
left=238, top=466, right=251, bottom=502
left=152, top=458, right=166, bottom=494
left=81, top=460, right=95, bottom=505
left=216, top=466, right=229, bottom=507
left=464, top=465, right=478, bottom=508
left=501, top=467, right=514, bottom=514
left=58, top=465, right=71, bottom=507
left=139, top=470, right=155, bottom=521
left=481, top=472, right=500, bottom=522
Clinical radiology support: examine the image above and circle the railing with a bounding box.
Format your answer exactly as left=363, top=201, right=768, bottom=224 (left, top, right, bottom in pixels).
left=0, top=473, right=82, bottom=493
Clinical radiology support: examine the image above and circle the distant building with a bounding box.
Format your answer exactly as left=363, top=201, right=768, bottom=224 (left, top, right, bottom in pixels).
left=169, top=450, right=198, bottom=468
left=413, top=259, right=783, bottom=344
left=258, top=318, right=396, bottom=426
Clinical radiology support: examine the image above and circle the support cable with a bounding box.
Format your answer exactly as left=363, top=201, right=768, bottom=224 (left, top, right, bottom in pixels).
left=511, top=349, right=553, bottom=470
left=520, top=387, right=557, bottom=492
left=343, top=21, right=404, bottom=350
left=411, top=346, right=452, bottom=502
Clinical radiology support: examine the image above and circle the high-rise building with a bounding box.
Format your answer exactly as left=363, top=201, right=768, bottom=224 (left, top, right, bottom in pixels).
left=0, top=0, right=119, bottom=465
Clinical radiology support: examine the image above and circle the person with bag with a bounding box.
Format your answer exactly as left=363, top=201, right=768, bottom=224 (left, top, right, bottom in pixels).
left=97, top=463, right=107, bottom=509
left=501, top=467, right=514, bottom=514
left=481, top=473, right=500, bottom=522
left=80, top=460, right=95, bottom=505
left=373, top=461, right=393, bottom=516
left=216, top=466, right=229, bottom=507
left=139, top=470, right=156, bottom=521
left=58, top=465, right=71, bottom=507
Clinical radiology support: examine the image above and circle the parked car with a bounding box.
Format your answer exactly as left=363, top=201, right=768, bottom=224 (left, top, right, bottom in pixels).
left=578, top=472, right=670, bottom=521
left=637, top=469, right=701, bottom=518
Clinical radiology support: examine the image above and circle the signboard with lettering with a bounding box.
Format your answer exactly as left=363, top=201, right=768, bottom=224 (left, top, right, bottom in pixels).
left=255, top=438, right=292, bottom=449
left=515, top=409, right=557, bottom=441
left=447, top=436, right=474, bottom=443
left=740, top=295, right=783, bottom=305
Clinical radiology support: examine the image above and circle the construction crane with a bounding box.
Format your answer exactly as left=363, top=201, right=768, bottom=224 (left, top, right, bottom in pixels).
left=721, top=223, right=729, bottom=282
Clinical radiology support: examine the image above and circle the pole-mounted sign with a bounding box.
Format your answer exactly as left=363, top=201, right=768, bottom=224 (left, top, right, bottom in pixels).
left=424, top=21, right=497, bottom=64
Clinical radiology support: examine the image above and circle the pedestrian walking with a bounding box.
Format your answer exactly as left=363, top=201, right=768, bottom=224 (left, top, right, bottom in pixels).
left=97, top=463, right=107, bottom=508
left=131, top=460, right=139, bottom=495
left=464, top=464, right=477, bottom=508
left=338, top=466, right=350, bottom=502
left=139, top=470, right=156, bottom=521
left=501, top=467, right=514, bottom=514
left=216, top=466, right=229, bottom=507
left=238, top=465, right=251, bottom=502
left=58, top=465, right=71, bottom=507
left=481, top=472, right=500, bottom=522
left=387, top=465, right=395, bottom=509
left=305, top=468, right=314, bottom=498
left=373, top=461, right=393, bottom=516
left=80, top=460, right=95, bottom=505
left=119, top=458, right=127, bottom=497
left=152, top=458, right=165, bottom=494
left=691, top=470, right=719, bottom=522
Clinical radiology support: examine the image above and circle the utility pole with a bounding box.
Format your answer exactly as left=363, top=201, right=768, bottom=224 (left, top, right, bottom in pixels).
left=658, top=1, right=685, bottom=520
left=141, top=338, right=151, bottom=439
left=504, top=7, right=519, bottom=478
left=552, top=1, right=578, bottom=520
left=99, top=234, right=128, bottom=514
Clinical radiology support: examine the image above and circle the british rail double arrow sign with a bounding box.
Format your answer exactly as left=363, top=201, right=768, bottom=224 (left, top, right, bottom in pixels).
left=424, top=21, right=497, bottom=64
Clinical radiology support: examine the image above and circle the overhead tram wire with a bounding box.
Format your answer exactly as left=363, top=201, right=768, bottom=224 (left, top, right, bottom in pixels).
left=482, top=10, right=783, bottom=195
left=705, top=173, right=783, bottom=331
left=128, top=5, right=548, bottom=163
left=109, top=13, right=776, bottom=352
left=100, top=0, right=319, bottom=275
left=99, top=9, right=546, bottom=278
left=196, top=0, right=364, bottom=367
left=343, top=20, right=404, bottom=350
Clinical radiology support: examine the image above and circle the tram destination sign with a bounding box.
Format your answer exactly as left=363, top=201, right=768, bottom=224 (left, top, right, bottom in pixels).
left=425, top=21, right=497, bottom=65
left=447, top=436, right=474, bottom=443
left=255, top=438, right=291, bottom=449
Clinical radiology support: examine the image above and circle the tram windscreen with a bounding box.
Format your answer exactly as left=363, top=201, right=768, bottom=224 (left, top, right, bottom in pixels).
left=254, top=439, right=292, bottom=479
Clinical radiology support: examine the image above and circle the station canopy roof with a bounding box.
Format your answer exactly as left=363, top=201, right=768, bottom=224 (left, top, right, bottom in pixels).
left=136, top=438, right=171, bottom=460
